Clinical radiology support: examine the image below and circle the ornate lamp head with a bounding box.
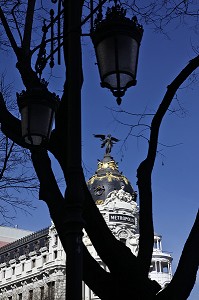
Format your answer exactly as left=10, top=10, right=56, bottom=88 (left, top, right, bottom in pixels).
left=17, top=82, right=59, bottom=147
left=91, top=3, right=143, bottom=104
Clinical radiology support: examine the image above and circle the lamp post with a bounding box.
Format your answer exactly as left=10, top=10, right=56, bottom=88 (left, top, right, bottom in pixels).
left=16, top=1, right=143, bottom=300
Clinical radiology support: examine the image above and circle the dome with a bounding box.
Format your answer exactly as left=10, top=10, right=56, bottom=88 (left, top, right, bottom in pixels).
left=87, top=153, right=136, bottom=205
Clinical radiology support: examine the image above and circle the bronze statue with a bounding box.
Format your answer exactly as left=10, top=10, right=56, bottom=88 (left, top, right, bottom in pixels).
left=93, top=134, right=119, bottom=154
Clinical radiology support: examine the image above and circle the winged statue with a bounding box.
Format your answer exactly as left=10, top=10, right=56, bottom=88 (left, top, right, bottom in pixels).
left=93, top=134, right=119, bottom=154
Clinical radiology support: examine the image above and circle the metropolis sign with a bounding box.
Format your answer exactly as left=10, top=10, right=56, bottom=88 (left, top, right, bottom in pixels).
left=109, top=214, right=135, bottom=224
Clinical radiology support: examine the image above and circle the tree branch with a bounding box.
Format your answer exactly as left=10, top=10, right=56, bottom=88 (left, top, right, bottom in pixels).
left=0, top=93, right=27, bottom=148
left=31, top=148, right=114, bottom=299
left=156, top=210, right=199, bottom=300
left=137, top=55, right=199, bottom=275
left=0, top=4, right=41, bottom=89
left=31, top=149, right=63, bottom=203
left=11, top=1, right=23, bottom=45
left=0, top=6, right=19, bottom=56
left=147, top=55, right=199, bottom=169
left=82, top=245, right=114, bottom=300
left=0, top=138, right=14, bottom=180
left=22, top=0, right=36, bottom=53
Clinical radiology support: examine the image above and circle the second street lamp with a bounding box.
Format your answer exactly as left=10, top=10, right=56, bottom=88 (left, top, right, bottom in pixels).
left=17, top=84, right=59, bottom=147
left=91, top=3, right=143, bottom=105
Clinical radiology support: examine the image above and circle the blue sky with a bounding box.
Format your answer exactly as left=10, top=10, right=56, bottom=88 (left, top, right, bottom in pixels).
left=0, top=5, right=198, bottom=299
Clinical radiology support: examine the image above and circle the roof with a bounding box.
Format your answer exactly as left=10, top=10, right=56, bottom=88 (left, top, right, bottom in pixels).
left=0, top=226, right=33, bottom=247
left=0, top=227, right=49, bottom=264
left=87, top=153, right=136, bottom=204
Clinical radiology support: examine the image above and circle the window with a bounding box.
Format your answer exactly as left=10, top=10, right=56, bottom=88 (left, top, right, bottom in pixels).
left=40, top=286, right=44, bottom=300
left=54, top=250, right=57, bottom=259
left=2, top=270, right=5, bottom=278
left=157, top=261, right=160, bottom=273
left=149, top=262, right=155, bottom=272
left=32, top=259, right=36, bottom=268
left=8, top=296, right=12, bottom=300
left=120, top=238, right=126, bottom=245
left=29, top=290, right=33, bottom=300
left=18, top=293, right=22, bottom=300
left=12, top=267, right=15, bottom=275
left=22, top=263, right=25, bottom=272
left=54, top=234, right=58, bottom=245
left=161, top=262, right=169, bottom=273
left=42, top=255, right=47, bottom=264
left=5, top=253, right=10, bottom=264
left=34, top=241, right=40, bottom=252
left=48, top=282, right=55, bottom=300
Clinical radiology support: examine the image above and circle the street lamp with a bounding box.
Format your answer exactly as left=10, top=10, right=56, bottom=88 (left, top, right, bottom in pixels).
left=17, top=84, right=59, bottom=146
left=91, top=4, right=143, bottom=104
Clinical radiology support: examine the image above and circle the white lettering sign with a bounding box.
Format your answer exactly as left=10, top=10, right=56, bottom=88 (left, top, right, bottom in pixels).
left=109, top=214, right=135, bottom=224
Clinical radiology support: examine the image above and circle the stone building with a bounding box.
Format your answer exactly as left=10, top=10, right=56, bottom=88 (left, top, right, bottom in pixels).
left=0, top=152, right=172, bottom=299
left=0, top=226, right=66, bottom=300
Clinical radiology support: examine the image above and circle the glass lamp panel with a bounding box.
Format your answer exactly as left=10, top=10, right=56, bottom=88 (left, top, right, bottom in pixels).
left=96, top=35, right=138, bottom=90
left=96, top=36, right=116, bottom=79
left=117, top=35, right=138, bottom=76
left=21, top=103, right=54, bottom=145
left=20, top=106, right=28, bottom=138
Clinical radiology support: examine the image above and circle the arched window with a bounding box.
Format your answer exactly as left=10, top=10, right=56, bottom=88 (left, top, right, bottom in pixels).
left=161, top=262, right=169, bottom=273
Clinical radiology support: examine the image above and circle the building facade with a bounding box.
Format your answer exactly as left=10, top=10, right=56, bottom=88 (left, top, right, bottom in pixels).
left=0, top=153, right=172, bottom=300
left=0, top=226, right=66, bottom=300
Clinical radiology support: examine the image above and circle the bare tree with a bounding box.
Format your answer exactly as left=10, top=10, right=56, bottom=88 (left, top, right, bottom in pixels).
left=0, top=1, right=198, bottom=299
left=123, top=0, right=199, bottom=35
left=0, top=73, right=39, bottom=223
